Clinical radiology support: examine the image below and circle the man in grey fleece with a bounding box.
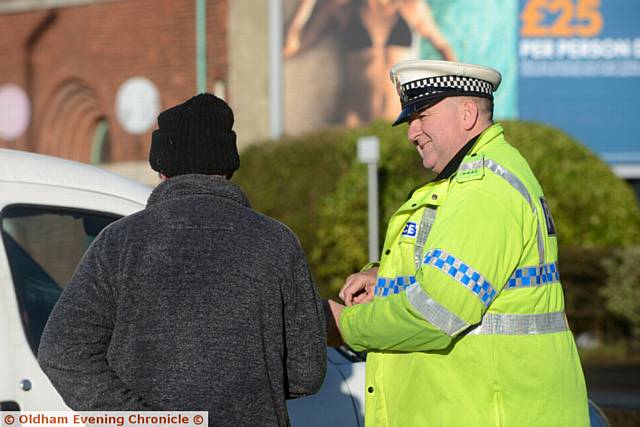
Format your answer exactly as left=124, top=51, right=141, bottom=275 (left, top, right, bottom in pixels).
left=38, top=93, right=327, bottom=426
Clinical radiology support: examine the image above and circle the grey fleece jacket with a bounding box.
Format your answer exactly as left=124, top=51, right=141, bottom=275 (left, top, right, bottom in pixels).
left=38, top=174, right=327, bottom=426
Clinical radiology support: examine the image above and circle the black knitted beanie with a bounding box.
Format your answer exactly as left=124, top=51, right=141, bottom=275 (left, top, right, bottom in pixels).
left=149, top=93, right=240, bottom=177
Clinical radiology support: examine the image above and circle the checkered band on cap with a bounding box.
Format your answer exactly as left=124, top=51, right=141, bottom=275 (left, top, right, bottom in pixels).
left=398, top=75, right=494, bottom=107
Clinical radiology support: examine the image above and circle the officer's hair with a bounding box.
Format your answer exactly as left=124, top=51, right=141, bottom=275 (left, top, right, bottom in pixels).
left=475, top=97, right=494, bottom=122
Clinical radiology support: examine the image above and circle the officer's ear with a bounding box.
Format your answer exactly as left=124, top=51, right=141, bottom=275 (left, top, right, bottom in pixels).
left=461, top=99, right=479, bottom=131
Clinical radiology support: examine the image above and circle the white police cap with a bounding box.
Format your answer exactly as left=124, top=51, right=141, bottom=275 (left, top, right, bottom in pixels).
left=390, top=60, right=502, bottom=126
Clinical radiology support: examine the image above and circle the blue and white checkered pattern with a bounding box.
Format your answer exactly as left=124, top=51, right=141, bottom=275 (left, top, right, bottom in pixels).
left=423, top=249, right=497, bottom=307
left=505, top=262, right=560, bottom=289
left=375, top=275, right=417, bottom=297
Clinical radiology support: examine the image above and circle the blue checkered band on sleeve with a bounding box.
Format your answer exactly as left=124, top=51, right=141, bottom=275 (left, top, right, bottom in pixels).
left=505, top=262, right=560, bottom=289
left=423, top=249, right=497, bottom=308
left=375, top=275, right=417, bottom=297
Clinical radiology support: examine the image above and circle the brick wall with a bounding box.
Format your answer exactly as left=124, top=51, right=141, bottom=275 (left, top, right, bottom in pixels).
left=0, top=0, right=228, bottom=163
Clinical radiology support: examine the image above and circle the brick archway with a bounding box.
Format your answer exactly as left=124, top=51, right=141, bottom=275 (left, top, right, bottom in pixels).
left=38, top=80, right=105, bottom=162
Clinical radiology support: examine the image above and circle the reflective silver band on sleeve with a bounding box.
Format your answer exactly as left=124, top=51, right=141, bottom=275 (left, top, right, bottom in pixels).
left=406, top=283, right=569, bottom=336
left=484, top=159, right=545, bottom=266
left=414, top=206, right=437, bottom=271
left=467, top=311, right=568, bottom=335
left=405, top=283, right=470, bottom=337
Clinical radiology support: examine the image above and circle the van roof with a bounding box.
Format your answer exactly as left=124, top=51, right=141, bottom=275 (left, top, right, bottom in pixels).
left=0, top=148, right=151, bottom=205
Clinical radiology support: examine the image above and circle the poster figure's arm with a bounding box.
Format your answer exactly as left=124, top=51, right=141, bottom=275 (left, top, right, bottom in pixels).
left=283, top=0, right=342, bottom=58
left=399, top=0, right=457, bottom=61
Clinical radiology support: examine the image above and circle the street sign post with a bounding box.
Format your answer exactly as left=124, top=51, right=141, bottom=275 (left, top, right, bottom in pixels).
left=357, top=136, right=380, bottom=262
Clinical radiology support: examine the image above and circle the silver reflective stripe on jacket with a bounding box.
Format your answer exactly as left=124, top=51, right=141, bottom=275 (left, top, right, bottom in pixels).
left=467, top=311, right=569, bottom=335
left=414, top=206, right=437, bottom=271
left=406, top=283, right=568, bottom=337
left=406, top=284, right=470, bottom=336
left=483, top=159, right=546, bottom=266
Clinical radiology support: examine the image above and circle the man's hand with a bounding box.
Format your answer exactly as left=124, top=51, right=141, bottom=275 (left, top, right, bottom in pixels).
left=338, top=267, right=378, bottom=306
left=323, top=299, right=345, bottom=347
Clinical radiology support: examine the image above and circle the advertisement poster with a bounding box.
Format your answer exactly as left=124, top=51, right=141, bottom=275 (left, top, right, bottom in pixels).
left=518, top=0, right=640, bottom=165
left=282, top=0, right=437, bottom=134
left=283, top=0, right=639, bottom=169
left=420, top=0, right=519, bottom=120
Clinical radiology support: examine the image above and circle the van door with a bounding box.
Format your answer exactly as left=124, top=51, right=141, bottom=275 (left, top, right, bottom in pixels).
left=0, top=186, right=144, bottom=410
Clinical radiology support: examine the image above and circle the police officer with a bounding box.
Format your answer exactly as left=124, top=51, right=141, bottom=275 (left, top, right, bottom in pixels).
left=327, top=60, right=589, bottom=426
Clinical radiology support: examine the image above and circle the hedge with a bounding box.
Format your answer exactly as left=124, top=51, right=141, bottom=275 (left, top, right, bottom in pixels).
left=601, top=246, right=640, bottom=345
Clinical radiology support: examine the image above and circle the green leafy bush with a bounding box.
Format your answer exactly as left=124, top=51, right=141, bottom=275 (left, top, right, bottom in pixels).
left=234, top=121, right=640, bottom=299
left=560, top=246, right=613, bottom=337
left=234, top=129, right=349, bottom=259
left=601, top=246, right=640, bottom=346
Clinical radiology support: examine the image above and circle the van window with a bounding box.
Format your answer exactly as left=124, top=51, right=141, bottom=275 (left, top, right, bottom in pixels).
left=1, top=205, right=120, bottom=355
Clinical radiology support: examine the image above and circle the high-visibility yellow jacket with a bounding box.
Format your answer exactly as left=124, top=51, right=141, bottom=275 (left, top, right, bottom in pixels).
left=340, top=123, right=589, bottom=427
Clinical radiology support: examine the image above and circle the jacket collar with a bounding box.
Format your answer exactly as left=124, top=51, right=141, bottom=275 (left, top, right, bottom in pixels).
left=467, top=122, right=504, bottom=156
left=147, top=174, right=251, bottom=208
left=433, top=134, right=480, bottom=181
left=434, top=122, right=504, bottom=181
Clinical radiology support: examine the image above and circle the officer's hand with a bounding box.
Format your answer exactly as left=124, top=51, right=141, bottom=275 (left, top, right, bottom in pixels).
left=339, top=268, right=378, bottom=306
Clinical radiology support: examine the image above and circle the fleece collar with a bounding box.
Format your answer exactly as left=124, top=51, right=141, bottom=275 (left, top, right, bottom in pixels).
left=146, top=174, right=251, bottom=208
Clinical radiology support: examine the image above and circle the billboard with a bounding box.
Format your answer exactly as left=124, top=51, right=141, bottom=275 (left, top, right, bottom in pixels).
left=517, top=0, right=640, bottom=166
left=282, top=0, right=640, bottom=172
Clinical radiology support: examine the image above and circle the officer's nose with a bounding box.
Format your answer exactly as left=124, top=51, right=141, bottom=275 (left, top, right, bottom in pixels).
left=407, top=118, right=422, bottom=144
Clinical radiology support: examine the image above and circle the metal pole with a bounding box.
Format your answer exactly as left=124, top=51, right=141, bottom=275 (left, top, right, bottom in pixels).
left=196, top=0, right=207, bottom=93
left=357, top=136, right=380, bottom=262
left=367, top=162, right=379, bottom=261
left=268, top=0, right=283, bottom=139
